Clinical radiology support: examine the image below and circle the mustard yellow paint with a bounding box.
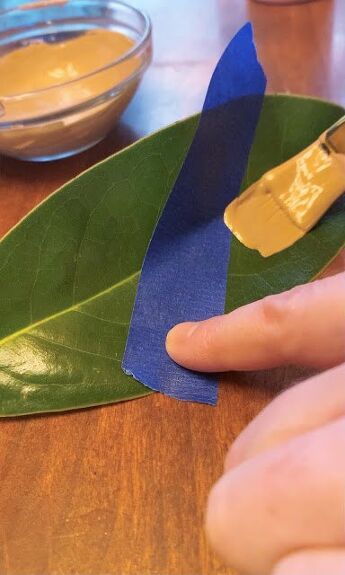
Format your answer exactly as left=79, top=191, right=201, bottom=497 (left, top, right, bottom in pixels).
left=0, top=29, right=140, bottom=158
left=224, top=130, right=345, bottom=257
left=0, top=29, right=137, bottom=120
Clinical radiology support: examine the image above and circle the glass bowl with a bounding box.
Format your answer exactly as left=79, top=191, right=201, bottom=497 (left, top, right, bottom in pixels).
left=0, top=0, right=152, bottom=161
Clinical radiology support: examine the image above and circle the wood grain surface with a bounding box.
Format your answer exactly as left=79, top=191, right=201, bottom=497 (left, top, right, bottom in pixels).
left=0, top=1, right=344, bottom=574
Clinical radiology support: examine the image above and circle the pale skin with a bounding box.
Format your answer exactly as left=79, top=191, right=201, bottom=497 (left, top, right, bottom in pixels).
left=166, top=271, right=345, bottom=575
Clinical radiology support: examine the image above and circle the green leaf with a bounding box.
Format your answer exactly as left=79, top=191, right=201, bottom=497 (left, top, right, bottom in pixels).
left=0, top=95, right=344, bottom=416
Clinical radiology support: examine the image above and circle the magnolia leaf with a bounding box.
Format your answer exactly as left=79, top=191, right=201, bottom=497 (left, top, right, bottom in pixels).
left=0, top=95, right=344, bottom=416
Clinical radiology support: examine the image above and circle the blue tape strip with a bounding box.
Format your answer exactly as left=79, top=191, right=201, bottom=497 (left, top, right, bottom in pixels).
left=122, top=23, right=266, bottom=404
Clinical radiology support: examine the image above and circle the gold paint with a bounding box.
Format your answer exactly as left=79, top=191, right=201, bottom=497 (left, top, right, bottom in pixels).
left=224, top=122, right=345, bottom=257
left=0, top=29, right=140, bottom=159
left=0, top=29, right=137, bottom=121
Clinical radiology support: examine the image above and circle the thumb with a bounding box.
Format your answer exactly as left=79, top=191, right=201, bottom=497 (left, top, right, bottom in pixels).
left=165, top=273, right=345, bottom=372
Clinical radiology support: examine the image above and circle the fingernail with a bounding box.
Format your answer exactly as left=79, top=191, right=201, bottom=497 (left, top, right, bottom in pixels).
left=166, top=321, right=199, bottom=357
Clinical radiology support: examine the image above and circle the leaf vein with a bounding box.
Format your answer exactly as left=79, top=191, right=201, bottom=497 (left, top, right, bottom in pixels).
left=28, top=332, right=121, bottom=362
left=0, top=270, right=140, bottom=348
left=73, top=309, right=129, bottom=326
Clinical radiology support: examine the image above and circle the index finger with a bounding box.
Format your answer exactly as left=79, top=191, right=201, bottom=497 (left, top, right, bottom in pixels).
left=166, top=272, right=345, bottom=372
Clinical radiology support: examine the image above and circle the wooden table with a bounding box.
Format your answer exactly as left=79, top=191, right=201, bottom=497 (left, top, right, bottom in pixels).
left=0, top=1, right=344, bottom=574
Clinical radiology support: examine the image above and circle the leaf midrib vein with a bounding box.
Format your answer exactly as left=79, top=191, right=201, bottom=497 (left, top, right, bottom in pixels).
left=0, top=270, right=140, bottom=348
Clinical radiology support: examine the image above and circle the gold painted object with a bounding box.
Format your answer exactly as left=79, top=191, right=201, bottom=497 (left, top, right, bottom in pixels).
left=224, top=116, right=345, bottom=257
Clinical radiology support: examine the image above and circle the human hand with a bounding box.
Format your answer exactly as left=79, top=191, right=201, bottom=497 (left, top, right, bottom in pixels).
left=206, top=363, right=345, bottom=575
left=166, top=272, right=345, bottom=574
left=166, top=272, right=345, bottom=372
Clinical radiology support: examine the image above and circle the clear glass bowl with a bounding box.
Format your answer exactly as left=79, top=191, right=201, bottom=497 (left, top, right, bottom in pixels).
left=0, top=0, right=152, bottom=161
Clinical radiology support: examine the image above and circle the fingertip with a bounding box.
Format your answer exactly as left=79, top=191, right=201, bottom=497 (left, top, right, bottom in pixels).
left=166, top=315, right=230, bottom=371
left=205, top=470, right=246, bottom=571
left=165, top=321, right=198, bottom=361
left=205, top=475, right=232, bottom=564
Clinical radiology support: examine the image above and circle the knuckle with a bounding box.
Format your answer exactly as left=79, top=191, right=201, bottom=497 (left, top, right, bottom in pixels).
left=259, top=286, right=305, bottom=363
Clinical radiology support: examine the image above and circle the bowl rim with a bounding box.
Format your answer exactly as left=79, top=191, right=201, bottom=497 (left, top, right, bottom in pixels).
left=0, top=0, right=152, bottom=126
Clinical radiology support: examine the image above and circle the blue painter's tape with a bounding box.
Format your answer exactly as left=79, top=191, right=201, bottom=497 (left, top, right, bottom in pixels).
left=122, top=23, right=266, bottom=404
